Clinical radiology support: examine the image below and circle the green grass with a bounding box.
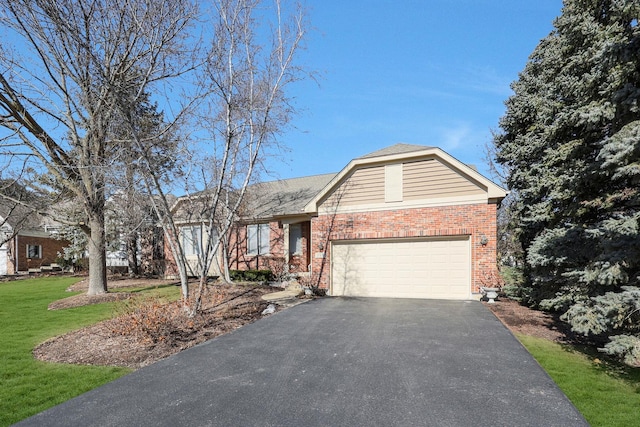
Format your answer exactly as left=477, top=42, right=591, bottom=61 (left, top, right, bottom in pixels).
left=0, top=277, right=134, bottom=426
left=518, top=334, right=640, bottom=427
left=6, top=278, right=639, bottom=427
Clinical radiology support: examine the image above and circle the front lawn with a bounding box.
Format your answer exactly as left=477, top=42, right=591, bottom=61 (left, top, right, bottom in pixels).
left=518, top=334, right=640, bottom=427
left=0, top=277, right=131, bottom=426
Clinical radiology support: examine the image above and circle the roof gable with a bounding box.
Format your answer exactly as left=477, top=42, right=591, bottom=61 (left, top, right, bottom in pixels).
left=304, top=146, right=507, bottom=213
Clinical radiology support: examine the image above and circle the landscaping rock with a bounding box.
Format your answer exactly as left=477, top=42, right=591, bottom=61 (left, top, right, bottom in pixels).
left=261, top=304, right=277, bottom=315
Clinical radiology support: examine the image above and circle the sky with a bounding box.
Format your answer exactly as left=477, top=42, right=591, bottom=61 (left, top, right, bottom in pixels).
left=270, top=0, right=564, bottom=182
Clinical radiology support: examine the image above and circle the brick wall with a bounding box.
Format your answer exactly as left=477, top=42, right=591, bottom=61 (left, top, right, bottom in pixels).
left=309, top=203, right=498, bottom=292
left=14, top=235, right=68, bottom=272
left=226, top=221, right=281, bottom=272
left=164, top=221, right=308, bottom=279
left=228, top=221, right=311, bottom=275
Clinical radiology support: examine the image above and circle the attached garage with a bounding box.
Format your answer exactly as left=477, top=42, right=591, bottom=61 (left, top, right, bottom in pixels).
left=331, top=237, right=471, bottom=300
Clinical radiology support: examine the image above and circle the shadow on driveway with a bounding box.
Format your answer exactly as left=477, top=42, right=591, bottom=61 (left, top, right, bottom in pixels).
left=17, top=298, right=588, bottom=426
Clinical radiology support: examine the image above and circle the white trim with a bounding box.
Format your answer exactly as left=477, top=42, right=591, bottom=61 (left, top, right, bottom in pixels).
left=288, top=223, right=303, bottom=256
left=0, top=243, right=7, bottom=275
left=247, top=223, right=270, bottom=256
left=318, top=194, right=491, bottom=215
left=16, top=229, right=55, bottom=238
left=274, top=215, right=312, bottom=224
left=26, top=244, right=42, bottom=259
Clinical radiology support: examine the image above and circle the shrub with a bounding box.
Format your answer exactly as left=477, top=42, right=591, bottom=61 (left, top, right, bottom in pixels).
left=500, top=266, right=525, bottom=287
left=297, top=273, right=326, bottom=296
left=498, top=266, right=530, bottom=302
left=229, top=269, right=274, bottom=282
left=109, top=297, right=184, bottom=344
left=502, top=284, right=528, bottom=301
left=601, top=335, right=640, bottom=367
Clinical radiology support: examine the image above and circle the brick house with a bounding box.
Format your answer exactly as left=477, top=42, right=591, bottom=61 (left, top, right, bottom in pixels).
left=169, top=144, right=507, bottom=300
left=0, top=215, right=68, bottom=275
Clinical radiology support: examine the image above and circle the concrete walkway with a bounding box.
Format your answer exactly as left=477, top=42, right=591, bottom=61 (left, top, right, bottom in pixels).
left=17, top=298, right=588, bottom=426
left=261, top=283, right=305, bottom=308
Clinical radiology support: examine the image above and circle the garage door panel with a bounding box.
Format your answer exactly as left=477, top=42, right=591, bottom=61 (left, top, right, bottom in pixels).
left=331, top=238, right=470, bottom=300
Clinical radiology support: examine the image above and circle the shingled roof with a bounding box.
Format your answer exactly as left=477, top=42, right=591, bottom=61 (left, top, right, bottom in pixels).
left=357, top=143, right=433, bottom=159
left=243, top=173, right=336, bottom=220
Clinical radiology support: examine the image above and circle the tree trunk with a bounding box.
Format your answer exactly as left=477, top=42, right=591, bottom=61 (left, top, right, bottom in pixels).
left=222, top=238, right=232, bottom=283
left=87, top=213, right=108, bottom=295
left=127, top=232, right=140, bottom=276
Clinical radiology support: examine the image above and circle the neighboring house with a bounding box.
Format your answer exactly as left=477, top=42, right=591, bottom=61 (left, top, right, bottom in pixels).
left=0, top=214, right=68, bottom=275
left=105, top=228, right=166, bottom=275
left=168, top=143, right=508, bottom=300
left=104, top=192, right=169, bottom=276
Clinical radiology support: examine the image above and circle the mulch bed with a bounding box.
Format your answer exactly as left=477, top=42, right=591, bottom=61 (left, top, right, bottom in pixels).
left=34, top=281, right=274, bottom=369
left=484, top=297, right=578, bottom=343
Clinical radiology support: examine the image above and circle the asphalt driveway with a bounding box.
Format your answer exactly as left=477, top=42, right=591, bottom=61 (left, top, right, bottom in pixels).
left=17, top=298, right=588, bottom=426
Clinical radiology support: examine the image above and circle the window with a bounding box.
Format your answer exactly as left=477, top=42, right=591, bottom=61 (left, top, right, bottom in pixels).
left=289, top=224, right=302, bottom=255
left=27, top=244, right=42, bottom=259
left=182, top=226, right=202, bottom=256
left=248, top=224, right=270, bottom=255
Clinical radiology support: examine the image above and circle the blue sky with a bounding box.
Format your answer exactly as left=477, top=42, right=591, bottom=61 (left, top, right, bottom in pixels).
left=271, top=0, right=564, bottom=181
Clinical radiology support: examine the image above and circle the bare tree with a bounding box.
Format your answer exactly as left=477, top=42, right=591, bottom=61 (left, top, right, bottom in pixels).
left=134, top=0, right=309, bottom=312
left=0, top=0, right=196, bottom=294
left=189, top=0, right=308, bottom=311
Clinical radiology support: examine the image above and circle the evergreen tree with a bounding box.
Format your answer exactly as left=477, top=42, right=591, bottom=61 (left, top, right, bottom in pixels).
left=105, top=90, right=178, bottom=277
left=495, top=0, right=640, bottom=363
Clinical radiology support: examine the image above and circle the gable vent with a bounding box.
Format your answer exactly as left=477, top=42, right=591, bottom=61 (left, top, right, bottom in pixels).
left=385, top=163, right=403, bottom=203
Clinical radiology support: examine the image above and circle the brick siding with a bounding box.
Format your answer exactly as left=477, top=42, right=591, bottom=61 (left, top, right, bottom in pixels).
left=309, top=203, right=498, bottom=292
left=228, top=221, right=311, bottom=275
left=163, top=204, right=499, bottom=294
left=14, top=235, right=68, bottom=272
left=164, top=220, right=312, bottom=279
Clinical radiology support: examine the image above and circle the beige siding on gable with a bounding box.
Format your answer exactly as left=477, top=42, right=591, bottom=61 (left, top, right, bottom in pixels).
left=319, top=159, right=487, bottom=211
left=403, top=159, right=484, bottom=200
left=325, top=166, right=385, bottom=207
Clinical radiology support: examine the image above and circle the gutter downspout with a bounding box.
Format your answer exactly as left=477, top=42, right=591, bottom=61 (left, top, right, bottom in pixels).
left=14, top=234, right=18, bottom=273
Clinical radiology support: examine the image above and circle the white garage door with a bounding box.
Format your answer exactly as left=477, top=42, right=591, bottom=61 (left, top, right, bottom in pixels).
left=331, top=237, right=470, bottom=300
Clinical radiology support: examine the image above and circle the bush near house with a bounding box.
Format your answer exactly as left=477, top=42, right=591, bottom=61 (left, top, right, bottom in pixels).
left=229, top=269, right=274, bottom=282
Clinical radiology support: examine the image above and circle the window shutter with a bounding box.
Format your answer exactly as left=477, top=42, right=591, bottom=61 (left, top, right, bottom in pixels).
left=385, top=163, right=403, bottom=202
